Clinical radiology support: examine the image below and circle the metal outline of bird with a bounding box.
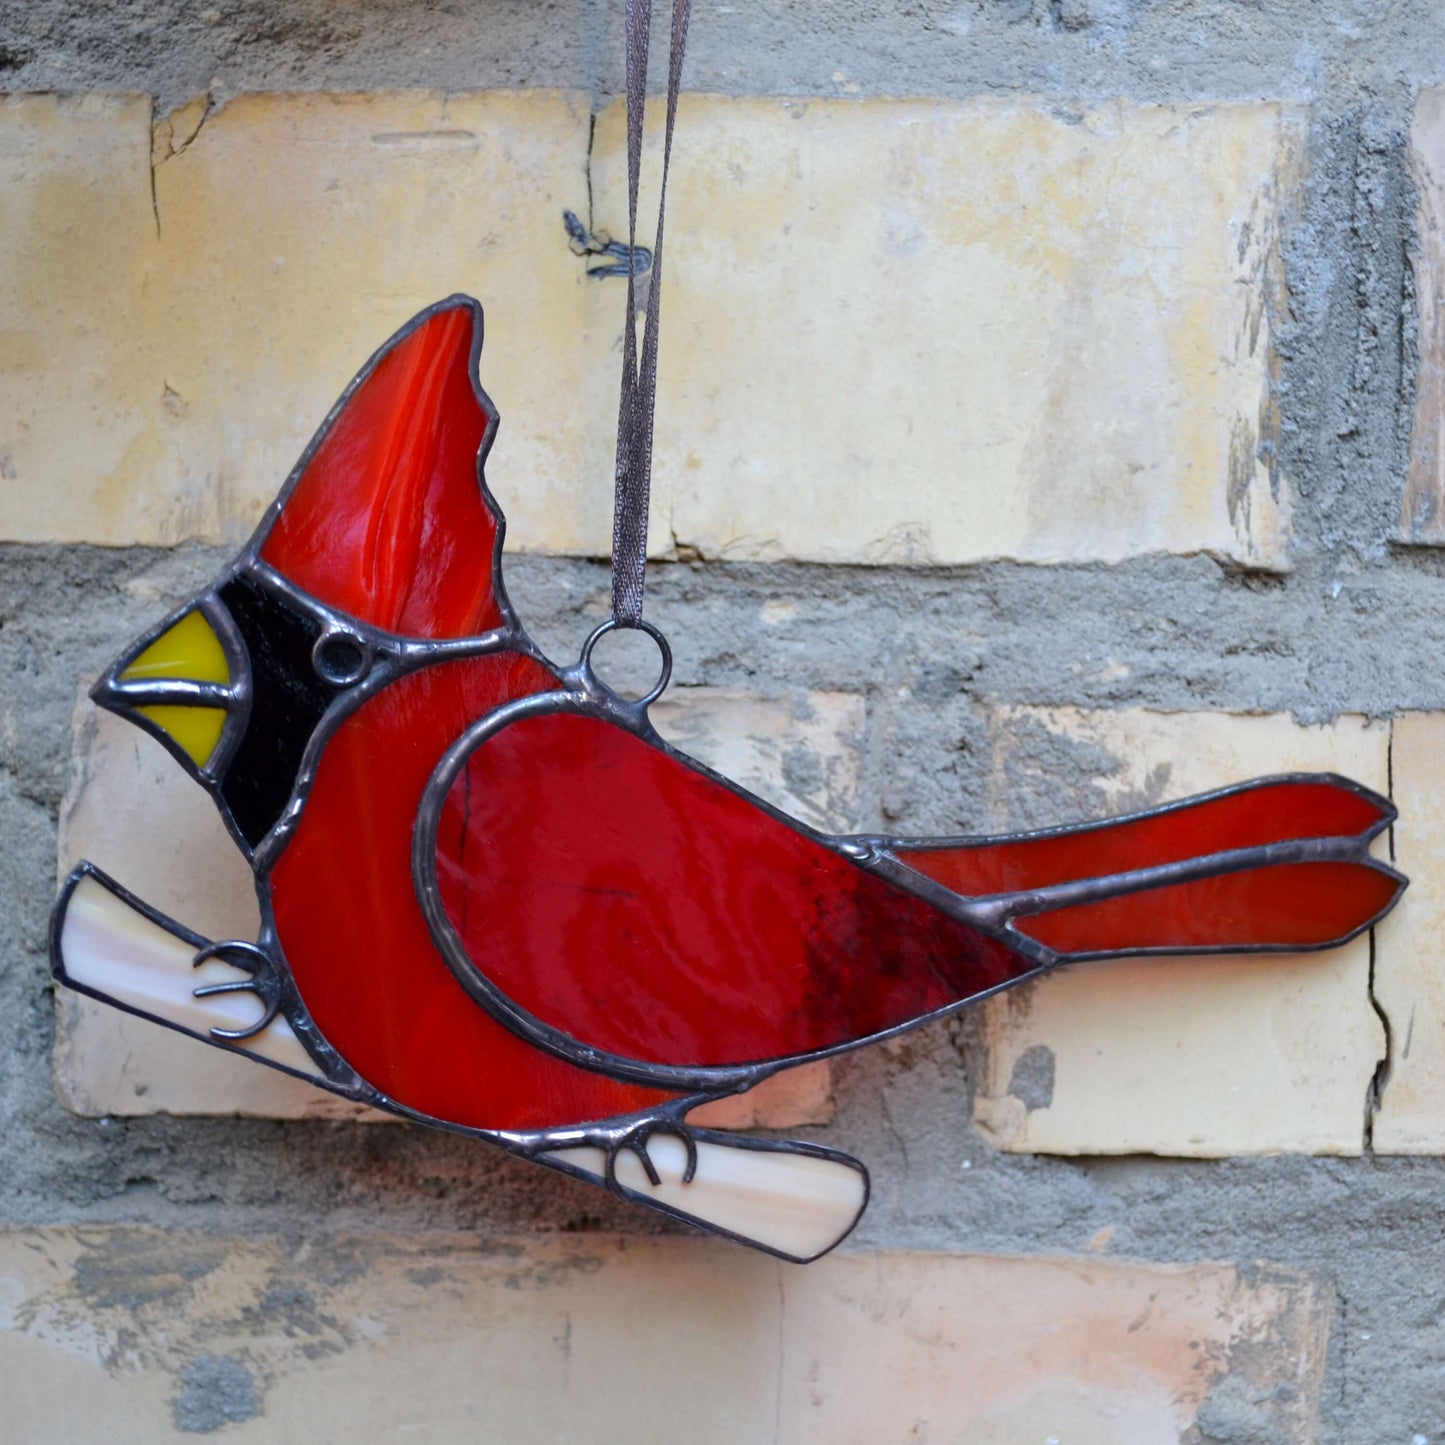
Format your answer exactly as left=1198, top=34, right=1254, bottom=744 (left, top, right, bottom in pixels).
left=51, top=296, right=1408, bottom=1262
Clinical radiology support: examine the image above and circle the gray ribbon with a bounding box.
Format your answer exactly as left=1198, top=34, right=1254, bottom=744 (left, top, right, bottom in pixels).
left=611, top=0, right=693, bottom=627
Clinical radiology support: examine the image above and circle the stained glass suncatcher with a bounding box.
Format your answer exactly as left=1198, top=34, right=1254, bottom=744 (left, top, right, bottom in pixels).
left=51, top=298, right=1408, bottom=1261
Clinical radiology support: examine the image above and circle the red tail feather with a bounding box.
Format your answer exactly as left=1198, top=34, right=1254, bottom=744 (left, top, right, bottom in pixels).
left=893, top=775, right=1402, bottom=961
left=1014, top=859, right=1400, bottom=956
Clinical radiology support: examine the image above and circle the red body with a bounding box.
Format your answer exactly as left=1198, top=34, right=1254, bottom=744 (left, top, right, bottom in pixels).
left=269, top=656, right=682, bottom=1132
left=260, top=304, right=677, bottom=1131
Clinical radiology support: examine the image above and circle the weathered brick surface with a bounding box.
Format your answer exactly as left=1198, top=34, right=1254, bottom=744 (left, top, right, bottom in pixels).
left=0, top=95, right=160, bottom=544
left=0, top=91, right=597, bottom=550
left=0, top=1227, right=1327, bottom=1443
left=590, top=95, right=1301, bottom=569
left=54, top=684, right=859, bottom=1126
left=1369, top=712, right=1439, bottom=1150
left=2, top=93, right=1300, bottom=568
left=971, top=707, right=1390, bottom=1156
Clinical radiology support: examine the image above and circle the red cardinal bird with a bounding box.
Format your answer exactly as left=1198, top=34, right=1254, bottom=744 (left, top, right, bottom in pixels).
left=52, top=297, right=1407, bottom=1261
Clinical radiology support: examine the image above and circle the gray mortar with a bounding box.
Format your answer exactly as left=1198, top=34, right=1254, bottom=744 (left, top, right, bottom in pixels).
left=4, top=2, right=1445, bottom=1441
left=2, top=0, right=1445, bottom=113
left=171, top=1355, right=261, bottom=1433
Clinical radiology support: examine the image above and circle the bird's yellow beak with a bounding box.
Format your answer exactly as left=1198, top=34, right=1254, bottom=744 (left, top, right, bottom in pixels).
left=101, top=609, right=234, bottom=769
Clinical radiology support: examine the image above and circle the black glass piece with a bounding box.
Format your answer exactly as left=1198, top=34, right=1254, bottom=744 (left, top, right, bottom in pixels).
left=217, top=573, right=336, bottom=848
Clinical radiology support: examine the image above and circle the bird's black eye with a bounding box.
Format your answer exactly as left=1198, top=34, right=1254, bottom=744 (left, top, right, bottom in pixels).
left=312, top=630, right=372, bottom=687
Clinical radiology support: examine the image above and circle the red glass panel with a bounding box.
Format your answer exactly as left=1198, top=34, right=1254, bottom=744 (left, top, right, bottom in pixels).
left=260, top=302, right=507, bottom=640
left=899, top=780, right=1388, bottom=898
left=433, top=713, right=1033, bottom=1070
left=1019, top=860, right=1401, bottom=954
left=269, top=654, right=677, bottom=1132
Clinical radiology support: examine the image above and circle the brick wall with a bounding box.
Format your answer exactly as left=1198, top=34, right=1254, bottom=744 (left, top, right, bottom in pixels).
left=5, top=4, right=1445, bottom=1441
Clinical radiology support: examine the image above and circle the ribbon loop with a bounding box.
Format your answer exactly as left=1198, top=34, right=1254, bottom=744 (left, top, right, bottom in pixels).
left=611, top=0, right=693, bottom=628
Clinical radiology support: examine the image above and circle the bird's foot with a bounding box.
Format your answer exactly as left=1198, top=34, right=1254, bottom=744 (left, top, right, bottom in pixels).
left=603, top=1118, right=699, bottom=1195
left=191, top=939, right=283, bottom=1041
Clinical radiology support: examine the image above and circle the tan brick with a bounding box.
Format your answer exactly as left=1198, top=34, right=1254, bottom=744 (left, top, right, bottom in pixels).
left=589, top=96, right=1302, bottom=568
left=688, top=1055, right=834, bottom=1129
left=1, top=91, right=598, bottom=549
left=1400, top=91, right=1445, bottom=540
left=0, top=1228, right=1327, bottom=1443
left=7, top=93, right=1300, bottom=565
left=0, top=95, right=163, bottom=543
left=54, top=684, right=859, bottom=1126
left=972, top=708, right=1389, bottom=1156
left=1369, top=713, right=1440, bottom=1150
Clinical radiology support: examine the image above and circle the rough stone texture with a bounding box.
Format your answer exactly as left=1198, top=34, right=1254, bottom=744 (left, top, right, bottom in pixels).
left=972, top=707, right=1388, bottom=1157
left=55, top=682, right=852, bottom=1126
left=4, top=3, right=1445, bottom=1441
left=1401, top=90, right=1445, bottom=542
left=3, top=0, right=1445, bottom=115
left=0, top=1227, right=1327, bottom=1443
left=1, top=90, right=1296, bottom=569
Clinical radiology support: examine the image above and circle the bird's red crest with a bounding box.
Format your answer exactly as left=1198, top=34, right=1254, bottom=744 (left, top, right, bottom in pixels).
left=257, top=297, right=509, bottom=639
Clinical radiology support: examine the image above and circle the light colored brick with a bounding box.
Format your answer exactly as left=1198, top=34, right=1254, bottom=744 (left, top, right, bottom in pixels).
left=1, top=91, right=599, bottom=549
left=1400, top=90, right=1445, bottom=541
left=688, top=1053, right=834, bottom=1130
left=1369, top=713, right=1439, bottom=1150
left=0, top=1227, right=1327, bottom=1443
left=0, top=95, right=162, bottom=543
left=6, top=93, right=1299, bottom=566
left=150, top=90, right=602, bottom=553
left=972, top=708, right=1389, bottom=1157
left=55, top=685, right=860, bottom=1127
left=590, top=96, right=1302, bottom=568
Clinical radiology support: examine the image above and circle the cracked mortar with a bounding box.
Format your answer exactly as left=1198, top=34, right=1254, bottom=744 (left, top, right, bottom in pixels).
left=6, top=1, right=1445, bottom=1441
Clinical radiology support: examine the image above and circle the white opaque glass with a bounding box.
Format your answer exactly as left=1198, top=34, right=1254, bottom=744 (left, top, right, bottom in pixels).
left=542, top=1135, right=866, bottom=1261
left=57, top=872, right=323, bottom=1080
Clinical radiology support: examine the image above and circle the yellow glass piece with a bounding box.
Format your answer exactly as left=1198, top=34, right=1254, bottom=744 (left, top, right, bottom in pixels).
left=120, top=610, right=230, bottom=685
left=135, top=705, right=228, bottom=767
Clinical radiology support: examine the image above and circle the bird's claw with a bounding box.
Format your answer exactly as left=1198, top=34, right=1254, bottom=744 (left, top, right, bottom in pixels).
left=191, top=939, right=283, bottom=1041
left=603, top=1120, right=699, bottom=1195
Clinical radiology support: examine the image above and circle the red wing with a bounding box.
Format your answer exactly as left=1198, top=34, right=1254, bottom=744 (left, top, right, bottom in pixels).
left=426, top=736, right=1404, bottom=1085
left=258, top=297, right=509, bottom=639
left=429, top=712, right=1035, bottom=1076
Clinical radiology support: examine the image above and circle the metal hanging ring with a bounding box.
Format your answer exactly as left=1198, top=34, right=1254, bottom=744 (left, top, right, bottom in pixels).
left=311, top=627, right=373, bottom=687
left=578, top=618, right=673, bottom=709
